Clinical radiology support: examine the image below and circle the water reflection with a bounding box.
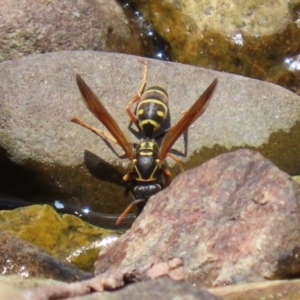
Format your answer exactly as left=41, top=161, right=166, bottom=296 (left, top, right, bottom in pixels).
left=118, top=0, right=170, bottom=61
left=0, top=196, right=135, bottom=230
left=284, top=54, right=300, bottom=72
left=53, top=200, right=135, bottom=230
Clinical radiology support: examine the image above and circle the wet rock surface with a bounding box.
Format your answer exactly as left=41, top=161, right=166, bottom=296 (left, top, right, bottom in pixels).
left=0, top=0, right=152, bottom=62
left=0, top=232, right=92, bottom=282
left=131, top=0, right=300, bottom=94
left=95, top=149, right=300, bottom=287
left=0, top=51, right=300, bottom=212
left=0, top=205, right=120, bottom=272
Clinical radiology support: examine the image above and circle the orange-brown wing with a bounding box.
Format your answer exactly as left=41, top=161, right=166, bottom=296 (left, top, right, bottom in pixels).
left=159, top=78, right=217, bottom=159
left=76, top=74, right=135, bottom=159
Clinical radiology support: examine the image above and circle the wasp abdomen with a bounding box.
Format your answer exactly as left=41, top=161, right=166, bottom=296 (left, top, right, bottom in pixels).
left=137, top=86, right=168, bottom=137
left=133, top=183, right=162, bottom=199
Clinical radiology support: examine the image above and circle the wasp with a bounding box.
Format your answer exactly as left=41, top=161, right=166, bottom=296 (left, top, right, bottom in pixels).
left=125, top=62, right=169, bottom=138
left=71, top=61, right=217, bottom=225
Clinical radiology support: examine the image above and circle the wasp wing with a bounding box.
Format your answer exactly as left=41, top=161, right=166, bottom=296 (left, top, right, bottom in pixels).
left=159, top=78, right=217, bottom=159
left=76, top=74, right=135, bottom=159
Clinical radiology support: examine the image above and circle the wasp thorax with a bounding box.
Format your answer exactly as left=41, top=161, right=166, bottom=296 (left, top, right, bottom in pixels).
left=133, top=139, right=160, bottom=182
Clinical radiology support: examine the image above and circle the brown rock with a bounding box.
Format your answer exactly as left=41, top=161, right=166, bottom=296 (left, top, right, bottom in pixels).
left=0, top=232, right=91, bottom=282
left=0, top=0, right=152, bottom=62
left=94, top=149, right=300, bottom=287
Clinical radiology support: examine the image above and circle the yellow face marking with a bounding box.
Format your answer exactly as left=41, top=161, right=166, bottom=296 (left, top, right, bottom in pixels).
left=157, top=111, right=165, bottom=117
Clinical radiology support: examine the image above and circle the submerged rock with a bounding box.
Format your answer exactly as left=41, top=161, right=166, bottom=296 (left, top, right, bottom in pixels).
left=132, top=0, right=300, bottom=94
left=95, top=149, right=300, bottom=287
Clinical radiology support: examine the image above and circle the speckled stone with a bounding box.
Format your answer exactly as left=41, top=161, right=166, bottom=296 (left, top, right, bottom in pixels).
left=95, top=149, right=300, bottom=287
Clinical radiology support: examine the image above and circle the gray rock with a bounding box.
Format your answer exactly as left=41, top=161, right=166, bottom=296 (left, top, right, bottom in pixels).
left=67, top=277, right=223, bottom=300
left=1, top=51, right=300, bottom=212
left=94, top=149, right=300, bottom=287
left=0, top=0, right=152, bottom=62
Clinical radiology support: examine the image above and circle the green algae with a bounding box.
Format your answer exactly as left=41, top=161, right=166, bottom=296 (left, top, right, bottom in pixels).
left=183, top=121, right=300, bottom=176
left=0, top=205, right=120, bottom=272
left=131, top=1, right=300, bottom=94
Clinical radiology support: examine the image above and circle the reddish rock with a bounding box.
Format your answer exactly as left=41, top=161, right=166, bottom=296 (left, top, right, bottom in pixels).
left=23, top=276, right=222, bottom=300
left=95, top=149, right=300, bottom=287
left=23, top=263, right=221, bottom=300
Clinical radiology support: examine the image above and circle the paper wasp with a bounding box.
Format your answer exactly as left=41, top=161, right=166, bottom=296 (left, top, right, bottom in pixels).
left=71, top=61, right=217, bottom=225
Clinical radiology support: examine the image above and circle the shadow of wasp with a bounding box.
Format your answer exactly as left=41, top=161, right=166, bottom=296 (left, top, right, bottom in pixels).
left=71, top=61, right=217, bottom=225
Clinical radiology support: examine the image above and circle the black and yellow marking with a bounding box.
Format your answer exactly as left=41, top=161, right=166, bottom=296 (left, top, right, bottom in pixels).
left=73, top=63, right=217, bottom=226
left=133, top=139, right=160, bottom=182
left=137, top=86, right=169, bottom=137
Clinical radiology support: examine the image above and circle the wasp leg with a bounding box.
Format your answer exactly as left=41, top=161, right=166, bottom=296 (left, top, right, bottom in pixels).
left=116, top=202, right=135, bottom=225
left=116, top=198, right=145, bottom=225
left=161, top=167, right=173, bottom=185
left=71, top=117, right=118, bottom=145
left=123, top=171, right=136, bottom=182
left=166, top=153, right=184, bottom=172
left=125, top=60, right=148, bottom=125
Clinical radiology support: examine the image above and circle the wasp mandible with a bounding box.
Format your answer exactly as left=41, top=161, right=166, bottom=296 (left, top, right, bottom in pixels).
left=71, top=61, right=217, bottom=225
